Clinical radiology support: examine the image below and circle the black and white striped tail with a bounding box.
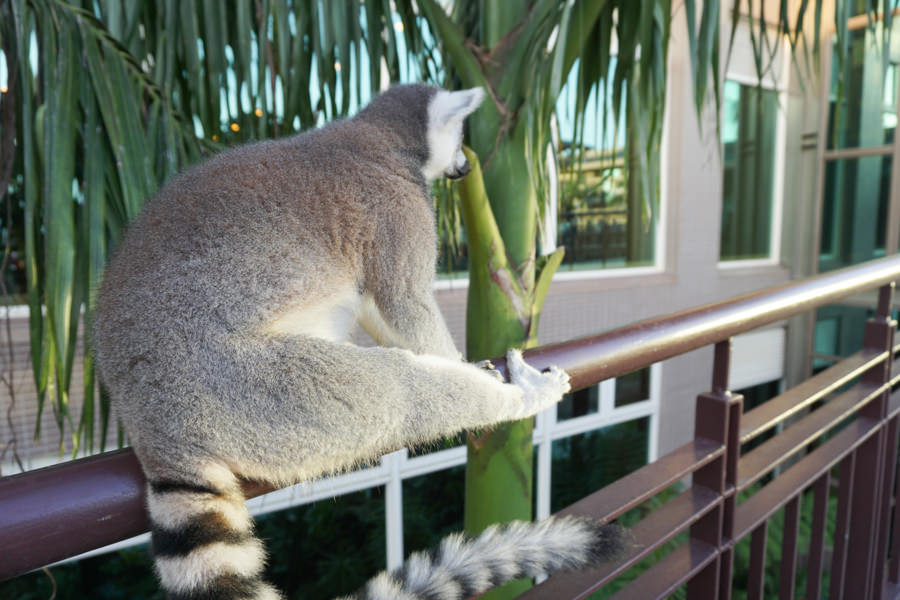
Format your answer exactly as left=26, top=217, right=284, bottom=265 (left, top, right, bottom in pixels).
left=341, top=516, right=629, bottom=600
left=146, top=479, right=282, bottom=600
left=146, top=477, right=625, bottom=600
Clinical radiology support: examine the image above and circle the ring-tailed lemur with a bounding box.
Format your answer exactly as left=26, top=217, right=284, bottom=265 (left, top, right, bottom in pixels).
left=93, top=84, right=626, bottom=600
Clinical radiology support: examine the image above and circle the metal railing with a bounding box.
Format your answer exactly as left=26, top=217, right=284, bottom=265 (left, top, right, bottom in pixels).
left=4, top=254, right=900, bottom=597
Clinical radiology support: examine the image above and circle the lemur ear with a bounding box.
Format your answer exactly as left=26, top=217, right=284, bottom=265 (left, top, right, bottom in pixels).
left=431, top=88, right=486, bottom=128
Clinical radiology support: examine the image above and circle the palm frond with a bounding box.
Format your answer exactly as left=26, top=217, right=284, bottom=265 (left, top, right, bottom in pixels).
left=2, top=0, right=412, bottom=453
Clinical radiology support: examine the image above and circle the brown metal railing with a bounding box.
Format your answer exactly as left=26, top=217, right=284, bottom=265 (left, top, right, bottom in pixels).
left=4, top=254, right=900, bottom=597
left=521, top=256, right=900, bottom=599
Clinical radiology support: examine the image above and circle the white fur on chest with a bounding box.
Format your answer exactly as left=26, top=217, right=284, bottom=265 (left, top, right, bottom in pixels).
left=357, top=292, right=403, bottom=347
left=266, top=288, right=362, bottom=342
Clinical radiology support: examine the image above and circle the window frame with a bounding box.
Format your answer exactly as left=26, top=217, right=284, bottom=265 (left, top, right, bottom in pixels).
left=814, top=21, right=900, bottom=273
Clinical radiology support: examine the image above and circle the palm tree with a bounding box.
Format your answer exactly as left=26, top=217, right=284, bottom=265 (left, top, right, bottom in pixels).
left=0, top=0, right=855, bottom=596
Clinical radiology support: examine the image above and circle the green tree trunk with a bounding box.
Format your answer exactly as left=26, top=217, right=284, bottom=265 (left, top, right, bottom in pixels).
left=458, top=143, right=563, bottom=597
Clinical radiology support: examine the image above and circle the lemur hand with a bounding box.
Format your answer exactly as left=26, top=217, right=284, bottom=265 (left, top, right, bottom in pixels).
left=506, top=348, right=571, bottom=418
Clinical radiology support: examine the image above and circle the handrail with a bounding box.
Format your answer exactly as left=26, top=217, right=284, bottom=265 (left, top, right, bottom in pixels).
left=520, top=253, right=900, bottom=390
left=3, top=254, right=900, bottom=582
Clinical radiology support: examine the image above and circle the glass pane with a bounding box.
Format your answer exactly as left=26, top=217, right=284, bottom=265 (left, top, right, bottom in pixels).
left=813, top=305, right=872, bottom=371
left=813, top=316, right=840, bottom=364
left=557, top=384, right=600, bottom=420
left=737, top=379, right=781, bottom=412
left=403, top=465, right=465, bottom=554
left=557, top=160, right=656, bottom=270
left=255, top=487, right=386, bottom=599
left=720, top=80, right=779, bottom=261
left=439, top=55, right=659, bottom=274
left=614, top=367, right=651, bottom=407
left=827, top=25, right=900, bottom=150
left=555, top=57, right=656, bottom=271
left=820, top=155, right=890, bottom=272
left=550, top=417, right=649, bottom=512
left=737, top=380, right=782, bottom=452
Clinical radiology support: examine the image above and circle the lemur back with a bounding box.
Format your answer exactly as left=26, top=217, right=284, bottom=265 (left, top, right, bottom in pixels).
left=93, top=84, right=626, bottom=600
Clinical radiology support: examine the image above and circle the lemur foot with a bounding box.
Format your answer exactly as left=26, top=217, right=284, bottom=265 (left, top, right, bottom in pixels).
left=506, top=348, right=571, bottom=418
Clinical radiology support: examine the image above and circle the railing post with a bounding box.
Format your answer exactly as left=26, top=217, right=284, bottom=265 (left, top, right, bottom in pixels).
left=845, top=283, right=895, bottom=599
left=829, top=453, right=855, bottom=600
left=873, top=283, right=898, bottom=599
left=687, top=340, right=741, bottom=600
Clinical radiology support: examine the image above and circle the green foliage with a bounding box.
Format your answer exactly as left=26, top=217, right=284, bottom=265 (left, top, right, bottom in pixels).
left=731, top=477, right=839, bottom=599
left=588, top=484, right=688, bottom=600
left=403, top=464, right=466, bottom=554
left=256, top=488, right=387, bottom=599
left=0, top=0, right=431, bottom=453
left=0, top=546, right=163, bottom=600
left=550, top=418, right=650, bottom=513
left=431, top=178, right=468, bottom=274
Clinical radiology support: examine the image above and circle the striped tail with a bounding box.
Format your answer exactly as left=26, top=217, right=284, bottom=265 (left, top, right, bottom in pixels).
left=341, top=516, right=629, bottom=600
left=146, top=478, right=282, bottom=600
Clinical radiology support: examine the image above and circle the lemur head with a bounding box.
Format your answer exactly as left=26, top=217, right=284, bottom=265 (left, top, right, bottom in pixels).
left=421, top=87, right=485, bottom=181
left=356, top=84, right=485, bottom=182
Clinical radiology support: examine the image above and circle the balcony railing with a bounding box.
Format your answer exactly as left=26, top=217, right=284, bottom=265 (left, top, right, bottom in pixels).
left=4, top=254, right=900, bottom=597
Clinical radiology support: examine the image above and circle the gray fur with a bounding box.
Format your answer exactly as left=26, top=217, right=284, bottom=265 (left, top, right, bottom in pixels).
left=93, top=84, right=615, bottom=600
left=342, top=516, right=629, bottom=600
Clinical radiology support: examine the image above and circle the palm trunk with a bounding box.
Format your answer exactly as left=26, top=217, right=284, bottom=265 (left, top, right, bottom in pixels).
left=457, top=143, right=563, bottom=598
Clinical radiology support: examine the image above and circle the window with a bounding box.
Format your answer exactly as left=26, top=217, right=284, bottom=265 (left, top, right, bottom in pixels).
left=556, top=154, right=656, bottom=270
left=819, top=23, right=898, bottom=273
left=550, top=418, right=649, bottom=512
left=434, top=56, right=665, bottom=279
left=736, top=380, right=783, bottom=457
left=827, top=27, right=898, bottom=150
left=720, top=80, right=781, bottom=262
left=737, top=379, right=782, bottom=413
left=812, top=305, right=873, bottom=371
left=615, top=367, right=651, bottom=407
left=814, top=18, right=900, bottom=371
left=555, top=62, right=659, bottom=273
left=820, top=155, right=890, bottom=271
left=717, top=20, right=789, bottom=266
left=254, top=487, right=387, bottom=597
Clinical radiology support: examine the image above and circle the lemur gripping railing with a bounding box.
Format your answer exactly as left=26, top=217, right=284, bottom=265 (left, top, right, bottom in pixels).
left=3, top=255, right=900, bottom=598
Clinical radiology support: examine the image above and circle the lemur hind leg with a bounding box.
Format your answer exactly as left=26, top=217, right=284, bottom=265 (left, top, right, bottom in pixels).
left=138, top=337, right=570, bottom=600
